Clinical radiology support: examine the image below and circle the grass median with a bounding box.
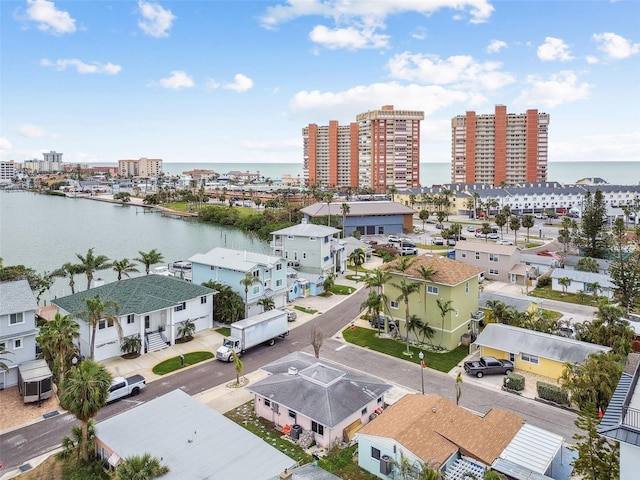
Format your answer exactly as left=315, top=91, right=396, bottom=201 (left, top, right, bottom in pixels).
left=152, top=351, right=214, bottom=375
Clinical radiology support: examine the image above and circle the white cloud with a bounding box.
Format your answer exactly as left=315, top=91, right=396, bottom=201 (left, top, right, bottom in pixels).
left=17, top=123, right=48, bottom=138
left=537, top=37, right=573, bottom=62
left=552, top=132, right=640, bottom=163
left=486, top=39, right=507, bottom=54
left=223, top=74, right=254, bottom=92
left=593, top=32, right=640, bottom=60
left=0, top=138, right=12, bottom=150
left=25, top=0, right=76, bottom=35
left=158, top=70, right=194, bottom=89
left=386, top=52, right=515, bottom=91
left=515, top=71, right=592, bottom=108
left=40, top=58, right=122, bottom=75
left=411, top=27, right=427, bottom=40
left=138, top=0, right=176, bottom=38
left=585, top=55, right=599, bottom=64
left=309, top=24, right=389, bottom=50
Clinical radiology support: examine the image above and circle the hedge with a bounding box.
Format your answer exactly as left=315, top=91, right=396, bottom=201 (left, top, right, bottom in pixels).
left=536, top=275, right=551, bottom=288
left=536, top=381, right=569, bottom=405
left=503, top=373, right=525, bottom=391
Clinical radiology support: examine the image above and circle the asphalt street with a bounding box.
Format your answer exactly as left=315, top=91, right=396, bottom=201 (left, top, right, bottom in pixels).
left=0, top=287, right=580, bottom=473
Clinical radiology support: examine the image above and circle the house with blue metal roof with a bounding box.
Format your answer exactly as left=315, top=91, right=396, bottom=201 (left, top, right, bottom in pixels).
left=549, top=268, right=614, bottom=299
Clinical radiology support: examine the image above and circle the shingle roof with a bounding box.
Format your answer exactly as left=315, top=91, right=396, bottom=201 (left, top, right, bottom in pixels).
left=358, top=394, right=523, bottom=467
left=474, top=324, right=610, bottom=363
left=0, top=280, right=38, bottom=316
left=382, top=254, right=483, bottom=286
left=189, top=247, right=283, bottom=272
left=455, top=240, right=519, bottom=255
left=271, top=222, right=340, bottom=237
left=247, top=352, right=391, bottom=428
left=301, top=201, right=415, bottom=217
left=549, top=268, right=614, bottom=288
left=51, top=275, right=215, bottom=318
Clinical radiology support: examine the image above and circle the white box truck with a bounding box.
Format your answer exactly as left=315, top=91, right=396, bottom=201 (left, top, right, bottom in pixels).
left=216, top=309, right=289, bottom=362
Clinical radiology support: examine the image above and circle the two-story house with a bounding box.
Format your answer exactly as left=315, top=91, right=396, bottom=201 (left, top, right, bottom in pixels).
left=381, top=255, right=483, bottom=351
left=52, top=275, right=215, bottom=362
left=190, top=247, right=288, bottom=317
left=0, top=280, right=39, bottom=389
left=271, top=220, right=346, bottom=295
left=454, top=241, right=523, bottom=284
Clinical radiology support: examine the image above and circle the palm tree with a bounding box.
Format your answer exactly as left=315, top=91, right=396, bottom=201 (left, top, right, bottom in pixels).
left=558, top=276, right=570, bottom=294
left=76, top=248, right=112, bottom=290
left=230, top=348, right=243, bottom=385
left=178, top=319, right=196, bottom=340
left=135, top=249, right=165, bottom=275
left=121, top=335, right=142, bottom=356
left=521, top=214, right=535, bottom=243
left=60, top=262, right=84, bottom=294
left=485, top=300, right=512, bottom=325
left=37, top=313, right=79, bottom=385
left=364, top=268, right=391, bottom=296
left=361, top=290, right=385, bottom=334
left=240, top=272, right=261, bottom=318
left=436, top=298, right=455, bottom=348
left=394, top=256, right=414, bottom=273
left=341, top=203, right=350, bottom=238
left=59, top=420, right=96, bottom=461
left=416, top=264, right=437, bottom=315
left=393, top=279, right=421, bottom=354
left=257, top=296, right=275, bottom=312
left=494, top=212, right=507, bottom=237
left=419, top=321, right=436, bottom=347
left=59, top=359, right=112, bottom=461
left=81, top=294, right=121, bottom=359
left=113, top=453, right=169, bottom=480
left=112, top=258, right=140, bottom=280
left=349, top=248, right=366, bottom=278
left=0, top=344, right=12, bottom=372
left=509, top=215, right=521, bottom=243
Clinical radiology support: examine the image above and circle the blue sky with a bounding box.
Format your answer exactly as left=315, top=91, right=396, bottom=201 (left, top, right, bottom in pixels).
left=1, top=0, right=639, bottom=166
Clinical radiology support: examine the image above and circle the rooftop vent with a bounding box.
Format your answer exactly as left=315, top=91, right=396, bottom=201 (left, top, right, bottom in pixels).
left=288, top=367, right=298, bottom=375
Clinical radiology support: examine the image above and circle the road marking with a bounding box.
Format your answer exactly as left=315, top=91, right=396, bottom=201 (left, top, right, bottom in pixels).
left=335, top=344, right=348, bottom=351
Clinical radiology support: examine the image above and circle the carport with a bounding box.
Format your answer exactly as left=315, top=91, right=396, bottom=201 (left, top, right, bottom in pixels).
left=17, top=359, right=53, bottom=404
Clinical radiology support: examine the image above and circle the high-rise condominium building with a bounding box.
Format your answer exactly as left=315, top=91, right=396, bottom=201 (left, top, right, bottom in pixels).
left=303, top=121, right=358, bottom=188
left=118, top=158, right=163, bottom=177
left=357, top=105, right=424, bottom=193
left=43, top=150, right=63, bottom=163
left=451, top=105, right=549, bottom=186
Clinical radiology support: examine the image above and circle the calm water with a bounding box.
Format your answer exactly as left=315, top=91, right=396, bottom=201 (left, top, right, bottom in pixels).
left=0, top=191, right=269, bottom=303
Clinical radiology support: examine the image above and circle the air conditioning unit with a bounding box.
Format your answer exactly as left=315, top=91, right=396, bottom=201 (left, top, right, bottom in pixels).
left=380, top=455, right=391, bottom=475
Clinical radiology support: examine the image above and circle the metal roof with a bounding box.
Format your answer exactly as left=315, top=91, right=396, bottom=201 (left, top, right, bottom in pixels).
left=473, top=324, right=610, bottom=364
left=189, top=247, right=283, bottom=272
left=97, top=389, right=296, bottom=479
left=300, top=201, right=415, bottom=217
left=549, top=268, right=614, bottom=288
left=479, top=292, right=536, bottom=312
left=598, top=370, right=640, bottom=447
left=266, top=463, right=342, bottom=480
left=0, top=280, right=38, bottom=316
left=498, top=423, right=562, bottom=475
left=18, top=359, right=52, bottom=383
left=271, top=222, right=340, bottom=237
left=491, top=458, right=553, bottom=480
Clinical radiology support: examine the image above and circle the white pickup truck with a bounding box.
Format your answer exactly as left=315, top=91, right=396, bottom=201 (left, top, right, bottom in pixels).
left=107, top=374, right=146, bottom=403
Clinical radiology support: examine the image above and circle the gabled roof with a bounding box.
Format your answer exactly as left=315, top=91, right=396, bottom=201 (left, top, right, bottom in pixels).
left=474, top=324, right=610, bottom=363
left=189, top=247, right=283, bottom=272
left=479, top=292, right=536, bottom=312
left=382, top=254, right=483, bottom=287
left=561, top=255, right=610, bottom=271
left=247, top=352, right=391, bottom=428
left=0, top=280, right=38, bottom=316
left=357, top=394, right=523, bottom=467
left=97, top=389, right=296, bottom=479
left=455, top=240, right=519, bottom=255
left=300, top=201, right=415, bottom=217
left=549, top=268, right=614, bottom=288
left=51, top=275, right=215, bottom=317
left=271, top=222, right=340, bottom=237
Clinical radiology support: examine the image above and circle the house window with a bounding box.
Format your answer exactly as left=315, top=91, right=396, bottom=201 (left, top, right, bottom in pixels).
left=312, top=421, right=324, bottom=436
left=390, top=300, right=399, bottom=309
left=9, top=312, right=24, bottom=325
left=465, top=282, right=469, bottom=294
left=0, top=342, right=6, bottom=351
left=427, top=285, right=439, bottom=295
left=127, top=314, right=135, bottom=325
left=489, top=253, right=499, bottom=262
left=252, top=285, right=260, bottom=294
left=509, top=353, right=516, bottom=362
left=276, top=263, right=283, bottom=271
left=461, top=251, right=467, bottom=258
left=475, top=252, right=480, bottom=260
left=276, top=279, right=283, bottom=287
left=14, top=338, right=23, bottom=349
left=253, top=270, right=260, bottom=277
left=324, top=236, right=329, bottom=243
left=201, top=296, right=207, bottom=304
left=285, top=251, right=289, bottom=259
left=310, top=237, right=317, bottom=241
left=145, top=316, right=150, bottom=329
left=489, top=269, right=499, bottom=275
left=303, top=252, right=307, bottom=259
left=287, top=235, right=294, bottom=240
left=107, top=318, right=114, bottom=328
left=521, top=352, right=539, bottom=364
left=264, top=398, right=271, bottom=408
left=174, top=302, right=187, bottom=312
left=288, top=410, right=296, bottom=421
left=99, top=319, right=106, bottom=329
left=361, top=407, right=367, bottom=415
left=371, top=447, right=381, bottom=460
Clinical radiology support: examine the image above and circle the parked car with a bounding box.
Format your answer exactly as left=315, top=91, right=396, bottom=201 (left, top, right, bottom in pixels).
left=557, top=326, right=575, bottom=338
left=435, top=223, right=444, bottom=230
left=388, top=234, right=401, bottom=243
left=446, top=238, right=456, bottom=247
left=463, top=357, right=513, bottom=378
left=107, top=375, right=146, bottom=403
left=399, top=246, right=418, bottom=256
left=432, top=237, right=444, bottom=245
left=488, top=232, right=500, bottom=240
left=369, top=315, right=396, bottom=330
left=466, top=226, right=477, bottom=232
left=475, top=232, right=487, bottom=238
left=281, top=308, right=297, bottom=322
left=401, top=241, right=416, bottom=248
left=497, top=239, right=514, bottom=246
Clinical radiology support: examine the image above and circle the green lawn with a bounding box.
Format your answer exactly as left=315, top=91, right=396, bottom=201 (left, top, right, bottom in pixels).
left=152, top=351, right=214, bottom=375
left=529, top=284, right=601, bottom=307
left=342, top=327, right=469, bottom=373
left=294, top=305, right=318, bottom=314
left=216, top=327, right=231, bottom=337
left=331, top=284, right=356, bottom=295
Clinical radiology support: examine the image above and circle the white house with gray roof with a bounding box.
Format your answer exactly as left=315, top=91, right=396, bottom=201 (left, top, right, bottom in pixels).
left=190, top=247, right=288, bottom=316
left=0, top=280, right=39, bottom=388
left=247, top=352, right=391, bottom=448
left=550, top=268, right=614, bottom=299
left=96, top=389, right=296, bottom=479
left=454, top=241, right=522, bottom=284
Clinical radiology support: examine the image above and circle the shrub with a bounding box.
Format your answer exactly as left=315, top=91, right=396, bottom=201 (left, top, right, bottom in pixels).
left=537, top=381, right=569, bottom=405
left=503, top=373, right=525, bottom=391
left=536, top=275, right=551, bottom=288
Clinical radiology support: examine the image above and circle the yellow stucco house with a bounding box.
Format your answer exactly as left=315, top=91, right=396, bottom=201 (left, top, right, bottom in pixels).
left=473, top=324, right=611, bottom=379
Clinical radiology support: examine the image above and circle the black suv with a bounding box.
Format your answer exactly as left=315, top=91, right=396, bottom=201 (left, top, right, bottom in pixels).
left=369, top=316, right=396, bottom=330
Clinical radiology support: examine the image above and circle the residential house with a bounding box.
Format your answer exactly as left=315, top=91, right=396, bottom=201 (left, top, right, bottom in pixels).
left=381, top=255, right=483, bottom=351
left=454, top=240, right=523, bottom=284
left=521, top=253, right=558, bottom=278
left=0, top=280, right=39, bottom=389
left=549, top=268, right=614, bottom=299
left=357, top=394, right=566, bottom=479
left=52, top=275, right=215, bottom=362
left=247, top=351, right=391, bottom=448
left=341, top=236, right=373, bottom=260
left=271, top=220, right=346, bottom=295
left=598, top=354, right=640, bottom=480
left=300, top=201, right=416, bottom=236
left=190, top=247, right=288, bottom=317
left=479, top=291, right=542, bottom=323
left=473, top=323, right=610, bottom=379
left=96, top=389, right=296, bottom=479
left=563, top=255, right=610, bottom=275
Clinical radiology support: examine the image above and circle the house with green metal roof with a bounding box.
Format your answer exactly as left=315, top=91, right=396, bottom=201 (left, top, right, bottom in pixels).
left=52, top=275, right=215, bottom=362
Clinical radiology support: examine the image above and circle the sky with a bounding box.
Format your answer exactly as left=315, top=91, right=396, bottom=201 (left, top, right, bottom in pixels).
left=1, top=0, right=639, bottom=166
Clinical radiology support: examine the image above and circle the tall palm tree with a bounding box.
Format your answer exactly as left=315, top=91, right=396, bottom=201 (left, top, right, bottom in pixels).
left=112, top=258, right=140, bottom=280
left=113, top=453, right=169, bottom=480
left=349, top=248, right=366, bottom=278
left=509, top=215, right=521, bottom=243
left=364, top=268, right=391, bottom=296
left=341, top=203, right=350, bottom=238
left=240, top=272, right=261, bottom=318
left=81, top=294, right=121, bottom=359
left=521, top=214, right=535, bottom=243
left=436, top=298, right=455, bottom=348
left=257, top=296, right=275, bottom=312
left=416, top=264, right=437, bottom=315
left=230, top=348, right=244, bottom=386
left=76, top=248, right=112, bottom=290
left=135, top=249, right=165, bottom=275
left=394, top=256, right=414, bottom=273
left=60, top=262, right=84, bottom=294
left=486, top=300, right=512, bottom=325
left=393, top=279, right=421, bottom=354
left=59, top=359, right=112, bottom=461
left=361, top=290, right=385, bottom=335
left=37, top=312, right=79, bottom=386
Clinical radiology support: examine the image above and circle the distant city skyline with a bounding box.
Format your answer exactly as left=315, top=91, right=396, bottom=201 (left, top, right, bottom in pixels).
left=1, top=1, right=638, bottom=166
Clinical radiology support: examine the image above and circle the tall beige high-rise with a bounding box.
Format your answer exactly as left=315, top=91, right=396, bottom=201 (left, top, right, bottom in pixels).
left=451, top=105, right=549, bottom=186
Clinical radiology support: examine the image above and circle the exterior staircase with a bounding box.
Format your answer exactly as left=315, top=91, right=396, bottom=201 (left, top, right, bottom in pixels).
left=145, top=331, right=168, bottom=353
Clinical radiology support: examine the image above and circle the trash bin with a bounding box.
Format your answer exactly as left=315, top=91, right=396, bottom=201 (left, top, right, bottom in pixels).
left=291, top=424, right=302, bottom=440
